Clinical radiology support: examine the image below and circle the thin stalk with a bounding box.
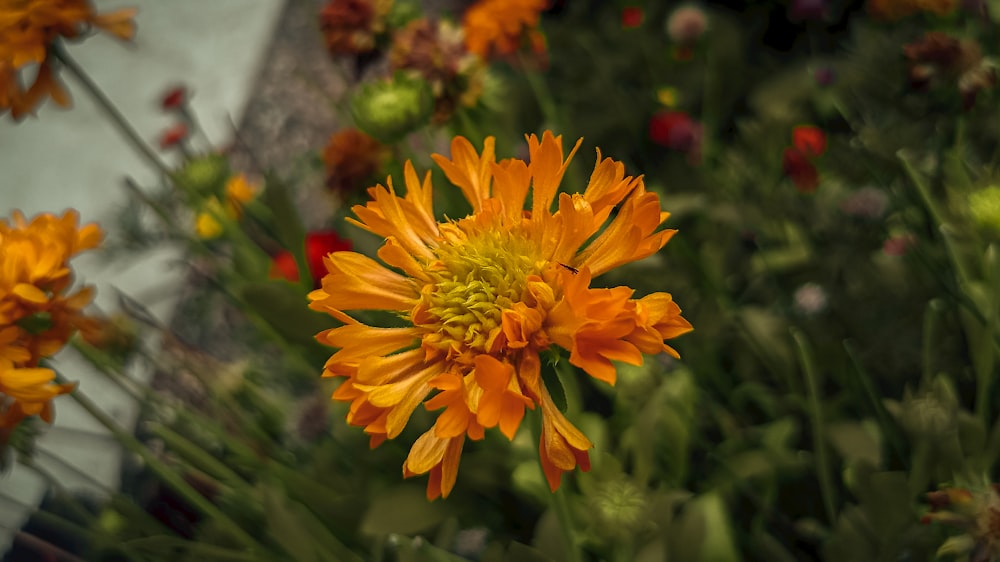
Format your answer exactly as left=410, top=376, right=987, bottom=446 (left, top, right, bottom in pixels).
left=60, top=381, right=264, bottom=552
left=843, top=340, right=908, bottom=468
left=51, top=43, right=172, bottom=178
left=791, top=328, right=837, bottom=525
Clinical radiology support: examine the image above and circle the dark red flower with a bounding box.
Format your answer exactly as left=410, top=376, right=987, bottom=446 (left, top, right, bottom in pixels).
left=791, top=125, right=827, bottom=157
left=782, top=147, right=819, bottom=193
left=270, top=230, right=353, bottom=287
left=621, top=7, right=644, bottom=28
left=158, top=123, right=188, bottom=150
left=161, top=86, right=187, bottom=110
left=649, top=110, right=702, bottom=164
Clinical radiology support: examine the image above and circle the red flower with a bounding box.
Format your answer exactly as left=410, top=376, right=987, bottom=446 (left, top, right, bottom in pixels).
left=270, top=230, right=353, bottom=287
left=883, top=235, right=915, bottom=256
left=649, top=110, right=702, bottom=163
left=621, top=7, right=644, bottom=28
left=782, top=125, right=827, bottom=192
left=792, top=125, right=827, bottom=158
left=158, top=123, right=188, bottom=149
left=161, top=86, right=187, bottom=110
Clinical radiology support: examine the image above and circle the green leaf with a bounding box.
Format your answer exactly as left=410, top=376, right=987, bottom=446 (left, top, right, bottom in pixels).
left=259, top=174, right=311, bottom=293
left=240, top=281, right=333, bottom=349
left=262, top=485, right=363, bottom=562
left=827, top=421, right=883, bottom=468
left=121, top=536, right=274, bottom=562
left=360, top=486, right=450, bottom=537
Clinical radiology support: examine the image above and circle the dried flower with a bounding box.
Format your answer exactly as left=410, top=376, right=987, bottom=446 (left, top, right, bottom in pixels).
left=309, top=132, right=692, bottom=499
left=388, top=18, right=486, bottom=122
left=318, top=0, right=393, bottom=56
left=923, top=479, right=1000, bottom=562
left=323, top=128, right=388, bottom=197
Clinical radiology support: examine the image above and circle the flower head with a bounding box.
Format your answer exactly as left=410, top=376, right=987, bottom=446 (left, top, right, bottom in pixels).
left=350, top=72, right=434, bottom=142
left=783, top=125, right=827, bottom=193
left=0, top=210, right=102, bottom=428
left=318, top=0, right=393, bottom=56
left=389, top=18, right=486, bottom=122
left=666, top=5, right=708, bottom=46
left=0, top=0, right=136, bottom=119
left=193, top=173, right=259, bottom=239
left=323, top=128, right=388, bottom=198
left=310, top=132, right=692, bottom=498
left=923, top=479, right=1000, bottom=561
left=648, top=110, right=702, bottom=164
left=462, top=0, right=547, bottom=60
left=621, top=7, right=644, bottom=28
left=160, top=85, right=188, bottom=111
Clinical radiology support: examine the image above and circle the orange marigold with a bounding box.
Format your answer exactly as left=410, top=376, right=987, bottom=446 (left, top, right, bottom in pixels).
left=0, top=210, right=102, bottom=428
left=309, top=132, right=692, bottom=499
left=462, top=0, right=547, bottom=59
left=0, top=0, right=136, bottom=119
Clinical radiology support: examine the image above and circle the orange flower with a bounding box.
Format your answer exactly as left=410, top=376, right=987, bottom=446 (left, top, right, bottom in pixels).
left=0, top=210, right=102, bottom=429
left=310, top=132, right=692, bottom=499
left=0, top=0, right=136, bottom=119
left=462, top=0, right=547, bottom=59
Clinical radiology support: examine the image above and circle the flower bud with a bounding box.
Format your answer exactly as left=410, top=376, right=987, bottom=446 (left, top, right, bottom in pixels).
left=350, top=73, right=434, bottom=142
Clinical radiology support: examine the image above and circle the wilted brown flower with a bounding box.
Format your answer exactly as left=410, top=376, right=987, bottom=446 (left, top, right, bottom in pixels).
left=389, top=18, right=486, bottom=122
left=322, top=128, right=388, bottom=197
left=318, top=0, right=392, bottom=56
left=904, top=32, right=996, bottom=109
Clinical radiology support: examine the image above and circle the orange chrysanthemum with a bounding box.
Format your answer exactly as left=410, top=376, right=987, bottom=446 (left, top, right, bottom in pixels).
left=462, top=0, right=547, bottom=59
left=0, top=210, right=102, bottom=429
left=0, top=0, right=136, bottom=119
left=309, top=132, right=692, bottom=499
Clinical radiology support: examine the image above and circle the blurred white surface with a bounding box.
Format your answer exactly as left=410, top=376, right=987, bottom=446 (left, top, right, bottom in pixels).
left=0, top=0, right=286, bottom=552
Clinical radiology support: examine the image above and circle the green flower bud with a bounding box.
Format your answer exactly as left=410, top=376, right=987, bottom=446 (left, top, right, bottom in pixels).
left=351, top=73, right=434, bottom=143
left=589, top=478, right=648, bottom=537
left=174, top=153, right=230, bottom=196
left=969, top=185, right=1000, bottom=234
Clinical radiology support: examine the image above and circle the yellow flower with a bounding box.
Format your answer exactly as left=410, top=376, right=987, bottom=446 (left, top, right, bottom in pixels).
left=195, top=174, right=259, bottom=239
left=0, top=210, right=101, bottom=429
left=224, top=173, right=258, bottom=214
left=0, top=0, right=136, bottom=119
left=462, top=0, right=547, bottom=59
left=310, top=131, right=692, bottom=499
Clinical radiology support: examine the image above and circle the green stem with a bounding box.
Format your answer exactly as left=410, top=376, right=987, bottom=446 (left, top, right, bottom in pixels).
left=60, top=380, right=264, bottom=552
left=528, top=410, right=583, bottom=562
left=51, top=43, right=172, bottom=178
left=791, top=328, right=837, bottom=525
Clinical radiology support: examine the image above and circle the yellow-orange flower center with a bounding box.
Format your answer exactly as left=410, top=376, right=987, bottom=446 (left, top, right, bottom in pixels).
left=417, top=224, right=542, bottom=358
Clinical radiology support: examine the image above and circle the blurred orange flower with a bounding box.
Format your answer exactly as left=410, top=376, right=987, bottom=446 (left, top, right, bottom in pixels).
left=0, top=0, right=136, bottom=119
left=0, top=210, right=102, bottom=428
left=462, top=0, right=547, bottom=59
